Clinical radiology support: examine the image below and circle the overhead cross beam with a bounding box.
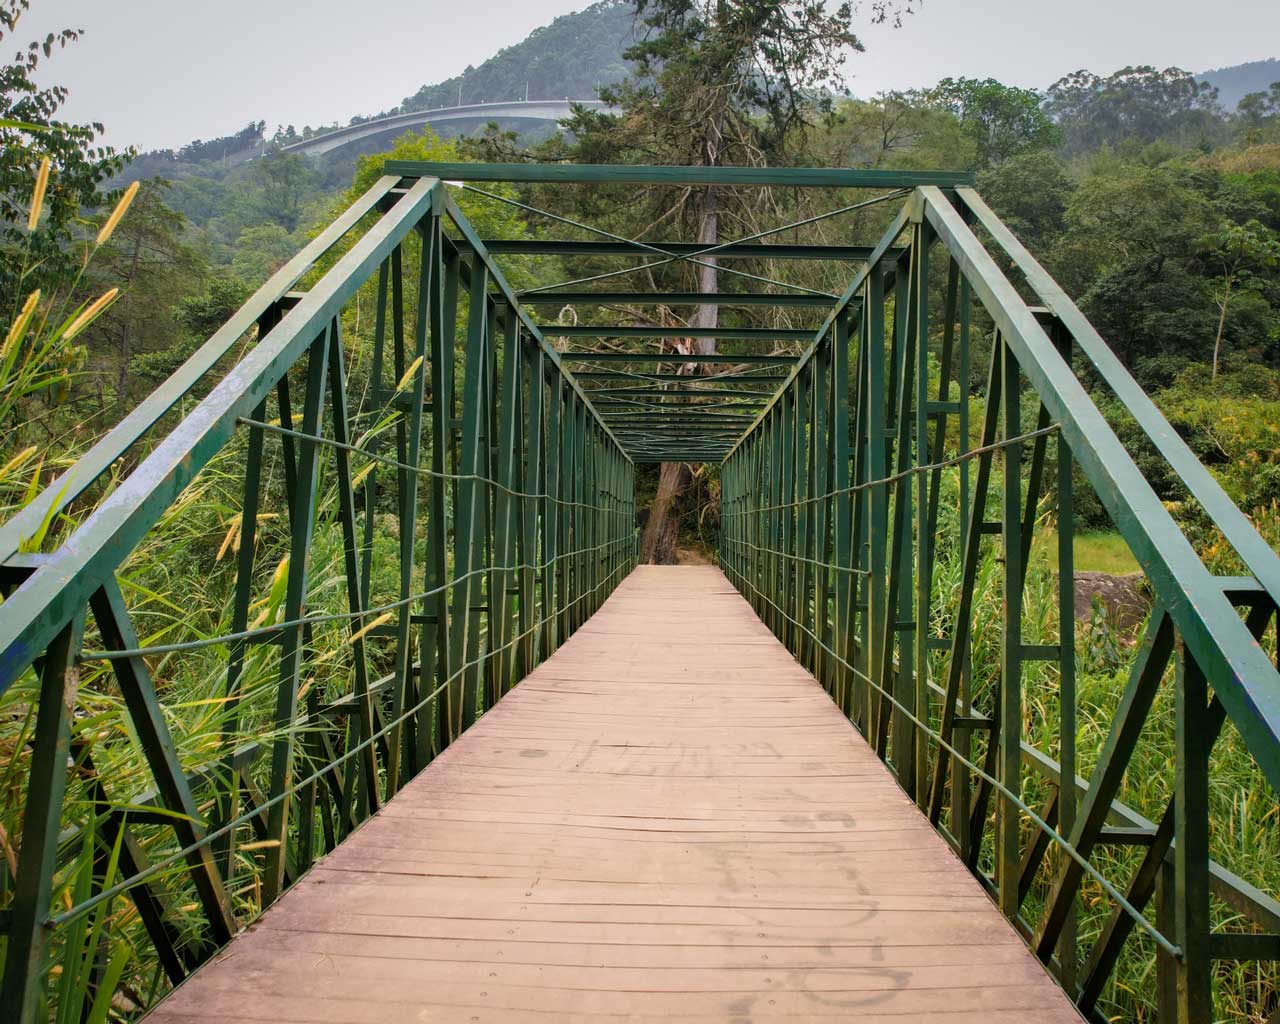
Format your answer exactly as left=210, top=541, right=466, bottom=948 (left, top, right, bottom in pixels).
left=519, top=290, right=841, bottom=307
left=561, top=353, right=800, bottom=365
left=541, top=326, right=813, bottom=340
left=463, top=239, right=879, bottom=260
left=388, top=160, right=974, bottom=188
left=571, top=371, right=789, bottom=382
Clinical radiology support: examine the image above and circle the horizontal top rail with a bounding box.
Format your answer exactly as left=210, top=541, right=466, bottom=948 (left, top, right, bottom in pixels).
left=561, top=352, right=800, bottom=365
left=389, top=160, right=974, bottom=189
left=0, top=177, right=443, bottom=694
left=539, top=325, right=814, bottom=340
left=0, top=174, right=404, bottom=565
left=917, top=185, right=1280, bottom=794
left=954, top=185, right=1280, bottom=613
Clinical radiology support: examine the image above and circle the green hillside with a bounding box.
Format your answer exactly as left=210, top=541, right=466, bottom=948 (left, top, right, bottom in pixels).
left=1200, top=57, right=1280, bottom=108
left=398, top=0, right=635, bottom=110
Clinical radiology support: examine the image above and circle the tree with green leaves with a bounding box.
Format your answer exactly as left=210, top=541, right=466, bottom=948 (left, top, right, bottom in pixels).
left=84, top=179, right=206, bottom=402
left=563, top=0, right=912, bottom=562
left=1236, top=83, right=1280, bottom=145
left=823, top=90, right=970, bottom=169
left=250, top=151, right=317, bottom=233
left=976, top=151, right=1075, bottom=253
left=1201, top=218, right=1280, bottom=379
left=1046, top=160, right=1280, bottom=386
left=1045, top=66, right=1225, bottom=156
left=926, top=77, right=1059, bottom=169
left=0, top=0, right=130, bottom=311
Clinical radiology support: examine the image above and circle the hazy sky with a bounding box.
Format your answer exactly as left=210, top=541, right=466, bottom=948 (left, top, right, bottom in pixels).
left=17, top=0, right=1280, bottom=152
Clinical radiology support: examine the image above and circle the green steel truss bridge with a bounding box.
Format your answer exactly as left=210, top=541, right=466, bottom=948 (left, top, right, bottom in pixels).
left=0, top=162, right=1278, bottom=1023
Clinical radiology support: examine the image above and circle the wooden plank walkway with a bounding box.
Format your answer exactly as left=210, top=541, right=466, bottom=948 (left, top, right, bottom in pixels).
left=149, top=566, right=1081, bottom=1023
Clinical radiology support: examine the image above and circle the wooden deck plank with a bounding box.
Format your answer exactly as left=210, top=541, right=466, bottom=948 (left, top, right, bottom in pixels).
left=147, top=566, right=1080, bottom=1022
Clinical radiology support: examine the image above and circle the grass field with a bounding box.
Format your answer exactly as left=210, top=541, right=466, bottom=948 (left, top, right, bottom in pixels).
left=1031, top=528, right=1141, bottom=574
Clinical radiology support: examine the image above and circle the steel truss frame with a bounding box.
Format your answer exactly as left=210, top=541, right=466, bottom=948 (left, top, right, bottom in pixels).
left=0, top=174, right=633, bottom=1021
left=720, top=186, right=1280, bottom=1023
left=0, top=160, right=1276, bottom=1024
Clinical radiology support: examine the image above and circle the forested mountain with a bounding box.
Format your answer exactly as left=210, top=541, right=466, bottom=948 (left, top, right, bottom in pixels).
left=111, top=0, right=1280, bottom=257
left=398, top=0, right=635, bottom=110
left=1201, top=57, right=1280, bottom=108
left=39, top=0, right=1280, bottom=416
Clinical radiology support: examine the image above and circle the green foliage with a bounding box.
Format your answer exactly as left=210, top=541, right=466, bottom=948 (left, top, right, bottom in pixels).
left=619, top=0, right=866, bottom=147
left=344, top=129, right=552, bottom=293
left=926, top=76, right=1060, bottom=168
left=83, top=179, right=207, bottom=402
left=1156, top=361, right=1280, bottom=512
left=1199, top=217, right=1280, bottom=375
left=248, top=152, right=317, bottom=233
left=823, top=91, right=974, bottom=169
left=1041, top=159, right=1280, bottom=383
left=0, top=1, right=131, bottom=310
left=1236, top=83, right=1280, bottom=145
left=919, top=462, right=1280, bottom=1023
left=2, top=5, right=1280, bottom=1017
left=976, top=151, right=1074, bottom=251
left=398, top=0, right=635, bottom=111
left=227, top=222, right=297, bottom=283
left=173, top=275, right=251, bottom=338
left=1046, top=65, right=1227, bottom=156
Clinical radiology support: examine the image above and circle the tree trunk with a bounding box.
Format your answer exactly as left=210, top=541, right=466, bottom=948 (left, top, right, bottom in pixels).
left=639, top=460, right=692, bottom=564
left=1212, top=279, right=1231, bottom=381
left=118, top=235, right=143, bottom=398
left=692, top=184, right=719, bottom=352
left=639, top=183, right=719, bottom=563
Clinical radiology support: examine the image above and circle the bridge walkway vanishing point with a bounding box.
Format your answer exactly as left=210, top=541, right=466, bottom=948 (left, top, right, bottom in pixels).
left=147, top=566, right=1081, bottom=1023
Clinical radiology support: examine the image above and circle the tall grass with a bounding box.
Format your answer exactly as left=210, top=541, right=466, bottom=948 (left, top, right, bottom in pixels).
left=0, top=162, right=421, bottom=1017
left=924, top=459, right=1280, bottom=1023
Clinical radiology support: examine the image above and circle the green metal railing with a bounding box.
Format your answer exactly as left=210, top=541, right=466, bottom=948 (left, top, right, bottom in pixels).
left=720, top=187, right=1280, bottom=1022
left=0, top=173, right=634, bottom=1021
left=1, top=162, right=1278, bottom=1023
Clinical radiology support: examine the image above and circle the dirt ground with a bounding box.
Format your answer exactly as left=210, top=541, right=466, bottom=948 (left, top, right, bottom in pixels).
left=675, top=546, right=715, bottom=565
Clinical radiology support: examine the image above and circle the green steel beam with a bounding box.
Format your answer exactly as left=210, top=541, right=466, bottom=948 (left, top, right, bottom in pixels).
left=7, top=160, right=1274, bottom=1024
left=602, top=410, right=756, bottom=419
left=439, top=192, right=631, bottom=461
left=714, top=179, right=1280, bottom=1024
left=581, top=386, right=777, bottom=397
left=463, top=239, right=878, bottom=260
left=539, top=325, right=813, bottom=340
left=918, top=185, right=1280, bottom=792
left=585, top=397, right=773, bottom=406
left=0, top=176, right=443, bottom=694
left=0, top=175, right=405, bottom=566
left=722, top=200, right=915, bottom=461
left=626, top=442, right=736, bottom=449
left=594, top=402, right=764, bottom=411
left=571, top=371, right=789, bottom=382
left=388, top=160, right=974, bottom=188
left=953, top=186, right=1280, bottom=610
left=561, top=353, right=798, bottom=365
left=519, top=290, right=841, bottom=307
